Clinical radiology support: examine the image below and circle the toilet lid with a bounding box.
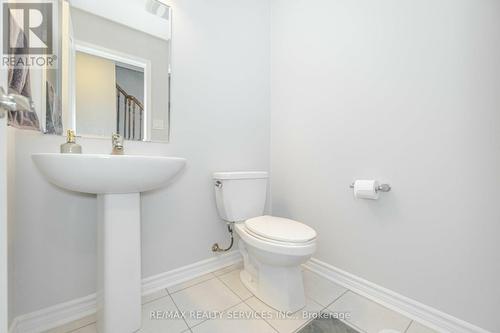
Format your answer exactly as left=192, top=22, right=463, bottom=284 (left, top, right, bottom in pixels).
left=245, top=216, right=317, bottom=243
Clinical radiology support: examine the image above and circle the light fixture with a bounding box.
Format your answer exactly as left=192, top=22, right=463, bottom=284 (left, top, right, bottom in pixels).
left=145, top=0, right=170, bottom=20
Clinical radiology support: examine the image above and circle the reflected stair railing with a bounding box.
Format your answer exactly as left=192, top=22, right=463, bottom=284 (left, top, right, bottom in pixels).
left=116, top=84, right=144, bottom=140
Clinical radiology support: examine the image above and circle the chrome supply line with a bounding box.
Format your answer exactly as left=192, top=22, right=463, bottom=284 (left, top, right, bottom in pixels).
left=212, top=222, right=235, bottom=253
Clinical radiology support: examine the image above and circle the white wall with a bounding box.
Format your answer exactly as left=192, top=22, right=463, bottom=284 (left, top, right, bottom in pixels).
left=9, top=0, right=270, bottom=319
left=270, top=0, right=500, bottom=332
left=70, top=0, right=171, bottom=41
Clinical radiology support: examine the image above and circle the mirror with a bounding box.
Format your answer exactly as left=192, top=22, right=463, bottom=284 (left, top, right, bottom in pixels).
left=63, top=0, right=171, bottom=142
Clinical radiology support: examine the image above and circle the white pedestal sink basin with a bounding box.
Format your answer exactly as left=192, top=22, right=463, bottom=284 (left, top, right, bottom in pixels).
left=32, top=153, right=186, bottom=333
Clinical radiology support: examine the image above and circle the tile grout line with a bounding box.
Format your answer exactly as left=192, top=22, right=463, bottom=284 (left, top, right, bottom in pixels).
left=212, top=265, right=241, bottom=278
left=345, top=288, right=416, bottom=325
left=293, top=319, right=314, bottom=333
left=290, top=298, right=328, bottom=333
left=245, top=296, right=329, bottom=333
left=316, top=289, right=370, bottom=333
left=167, top=262, right=241, bottom=295
left=142, top=291, right=171, bottom=306
left=214, top=270, right=251, bottom=302
left=404, top=320, right=414, bottom=333
left=177, top=266, right=245, bottom=329
left=343, top=320, right=368, bottom=333
left=308, top=269, right=420, bottom=333
left=57, top=317, right=97, bottom=333
left=67, top=321, right=96, bottom=333
left=167, top=288, right=193, bottom=333
left=322, top=289, right=350, bottom=311
left=167, top=273, right=217, bottom=295
left=242, top=298, right=281, bottom=333
left=213, top=269, right=278, bottom=333
left=290, top=315, right=316, bottom=333
left=166, top=265, right=243, bottom=332
left=253, top=311, right=280, bottom=333
left=332, top=288, right=415, bottom=333
left=186, top=299, right=246, bottom=331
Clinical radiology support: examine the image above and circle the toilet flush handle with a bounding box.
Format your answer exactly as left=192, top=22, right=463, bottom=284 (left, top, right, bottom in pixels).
left=215, top=180, right=223, bottom=189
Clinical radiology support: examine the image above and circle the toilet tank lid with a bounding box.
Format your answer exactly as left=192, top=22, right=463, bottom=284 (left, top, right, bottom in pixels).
left=213, top=171, right=268, bottom=180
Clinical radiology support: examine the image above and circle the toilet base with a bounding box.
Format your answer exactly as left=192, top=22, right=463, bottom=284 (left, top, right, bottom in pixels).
left=238, top=240, right=307, bottom=313
left=240, top=264, right=306, bottom=313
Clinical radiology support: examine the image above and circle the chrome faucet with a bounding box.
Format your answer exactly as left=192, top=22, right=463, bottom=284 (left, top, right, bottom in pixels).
left=111, top=133, right=124, bottom=155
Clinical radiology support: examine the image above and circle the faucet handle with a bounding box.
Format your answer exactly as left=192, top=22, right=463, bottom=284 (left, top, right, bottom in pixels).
left=112, top=133, right=123, bottom=146
left=111, top=133, right=124, bottom=155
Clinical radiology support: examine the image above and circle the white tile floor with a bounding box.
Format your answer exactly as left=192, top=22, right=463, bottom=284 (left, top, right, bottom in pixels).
left=45, top=263, right=438, bottom=333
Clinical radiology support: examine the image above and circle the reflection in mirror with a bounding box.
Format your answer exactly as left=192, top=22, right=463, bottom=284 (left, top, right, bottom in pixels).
left=74, top=48, right=146, bottom=140
left=61, top=0, right=171, bottom=142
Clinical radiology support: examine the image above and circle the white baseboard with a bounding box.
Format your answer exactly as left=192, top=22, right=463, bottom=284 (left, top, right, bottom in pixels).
left=304, top=258, right=491, bottom=333
left=12, top=253, right=489, bottom=333
left=10, top=251, right=242, bottom=333
left=13, top=295, right=96, bottom=333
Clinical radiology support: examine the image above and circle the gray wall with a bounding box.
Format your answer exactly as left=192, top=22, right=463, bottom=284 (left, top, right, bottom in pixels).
left=9, top=0, right=270, bottom=320
left=270, top=0, right=500, bottom=331
left=71, top=7, right=170, bottom=142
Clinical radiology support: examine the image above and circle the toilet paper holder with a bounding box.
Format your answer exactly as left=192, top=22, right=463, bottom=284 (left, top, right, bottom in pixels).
left=349, top=182, right=392, bottom=193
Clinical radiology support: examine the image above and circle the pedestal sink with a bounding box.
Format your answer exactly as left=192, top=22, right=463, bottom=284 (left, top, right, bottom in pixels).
left=32, top=153, right=186, bottom=333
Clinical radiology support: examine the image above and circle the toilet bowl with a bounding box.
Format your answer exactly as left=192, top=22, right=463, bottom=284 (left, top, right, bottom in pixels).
left=213, top=172, right=317, bottom=312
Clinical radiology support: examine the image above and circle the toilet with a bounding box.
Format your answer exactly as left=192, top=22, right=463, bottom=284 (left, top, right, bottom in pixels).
left=213, top=171, right=317, bottom=313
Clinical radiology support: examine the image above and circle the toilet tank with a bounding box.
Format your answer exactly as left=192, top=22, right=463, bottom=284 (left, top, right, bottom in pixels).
left=213, top=171, right=268, bottom=222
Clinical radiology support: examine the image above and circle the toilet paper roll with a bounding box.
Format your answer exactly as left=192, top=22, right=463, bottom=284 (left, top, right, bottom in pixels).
left=353, top=180, right=379, bottom=200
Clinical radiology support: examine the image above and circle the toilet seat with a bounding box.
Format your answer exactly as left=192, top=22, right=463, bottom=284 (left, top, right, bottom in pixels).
left=245, top=215, right=317, bottom=243
left=235, top=223, right=316, bottom=256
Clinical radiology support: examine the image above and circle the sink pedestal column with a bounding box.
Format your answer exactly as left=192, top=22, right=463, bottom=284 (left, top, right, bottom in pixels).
left=97, top=193, right=141, bottom=333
